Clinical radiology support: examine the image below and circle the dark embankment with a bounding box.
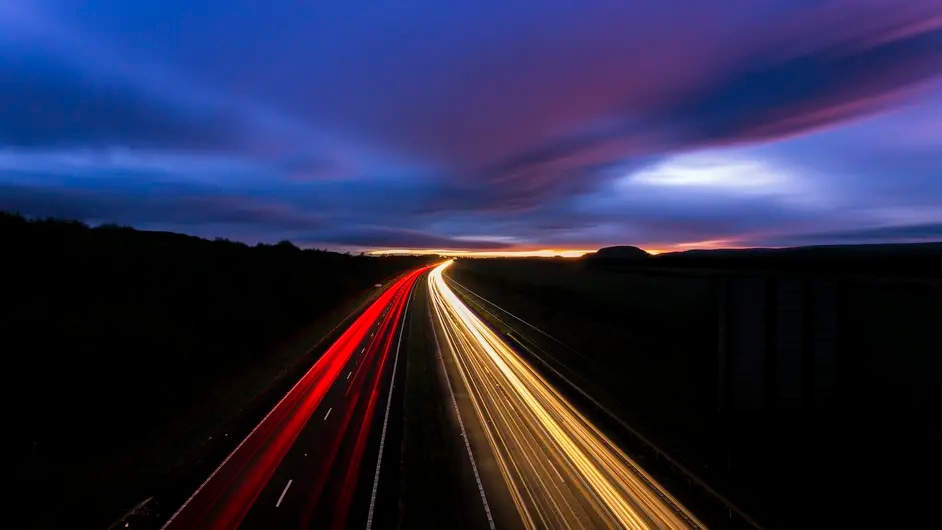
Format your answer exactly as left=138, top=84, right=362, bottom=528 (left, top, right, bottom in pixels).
left=585, top=242, right=942, bottom=277
left=451, top=243, right=941, bottom=528
left=2, top=212, right=431, bottom=528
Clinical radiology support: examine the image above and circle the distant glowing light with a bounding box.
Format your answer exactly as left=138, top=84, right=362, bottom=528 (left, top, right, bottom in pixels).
left=674, top=239, right=740, bottom=249
left=366, top=248, right=595, bottom=258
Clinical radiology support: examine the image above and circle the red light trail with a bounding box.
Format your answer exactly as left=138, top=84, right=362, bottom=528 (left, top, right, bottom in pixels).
left=161, top=265, right=433, bottom=530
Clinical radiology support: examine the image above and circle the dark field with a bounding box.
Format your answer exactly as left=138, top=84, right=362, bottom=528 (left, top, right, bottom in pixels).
left=448, top=257, right=941, bottom=529
left=3, top=213, right=431, bottom=528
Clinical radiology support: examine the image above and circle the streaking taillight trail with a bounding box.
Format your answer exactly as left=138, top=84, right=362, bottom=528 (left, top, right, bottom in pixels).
left=162, top=264, right=434, bottom=530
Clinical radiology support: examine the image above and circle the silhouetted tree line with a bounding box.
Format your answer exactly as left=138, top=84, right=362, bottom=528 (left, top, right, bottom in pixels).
left=2, top=212, right=431, bottom=465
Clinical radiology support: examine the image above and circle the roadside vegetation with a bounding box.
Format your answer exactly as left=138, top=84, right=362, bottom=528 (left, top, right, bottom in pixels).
left=3, top=212, right=431, bottom=528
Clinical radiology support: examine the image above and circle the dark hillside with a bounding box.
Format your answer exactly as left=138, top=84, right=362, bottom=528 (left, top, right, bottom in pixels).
left=585, top=242, right=942, bottom=277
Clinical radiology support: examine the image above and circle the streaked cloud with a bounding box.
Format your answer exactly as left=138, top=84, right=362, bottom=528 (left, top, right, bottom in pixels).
left=1, top=1, right=941, bottom=251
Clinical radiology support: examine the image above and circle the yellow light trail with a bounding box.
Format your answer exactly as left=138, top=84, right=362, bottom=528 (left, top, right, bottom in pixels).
left=428, top=261, right=705, bottom=530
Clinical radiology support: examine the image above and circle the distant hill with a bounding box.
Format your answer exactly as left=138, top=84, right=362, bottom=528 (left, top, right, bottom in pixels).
left=583, top=241, right=942, bottom=277
left=652, top=242, right=942, bottom=263
left=656, top=242, right=942, bottom=260
left=582, top=245, right=651, bottom=261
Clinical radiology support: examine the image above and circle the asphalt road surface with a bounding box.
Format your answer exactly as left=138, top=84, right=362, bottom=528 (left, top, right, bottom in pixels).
left=158, top=260, right=703, bottom=529
left=160, top=265, right=432, bottom=530
left=428, top=261, right=705, bottom=530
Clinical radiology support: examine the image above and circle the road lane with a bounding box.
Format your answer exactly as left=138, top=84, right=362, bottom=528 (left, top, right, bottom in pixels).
left=397, top=274, right=509, bottom=530
left=428, top=261, right=705, bottom=530
left=161, top=265, right=431, bottom=530
left=239, top=294, right=403, bottom=530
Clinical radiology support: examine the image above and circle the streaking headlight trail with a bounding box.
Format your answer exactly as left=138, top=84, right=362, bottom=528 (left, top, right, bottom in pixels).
left=428, top=261, right=704, bottom=530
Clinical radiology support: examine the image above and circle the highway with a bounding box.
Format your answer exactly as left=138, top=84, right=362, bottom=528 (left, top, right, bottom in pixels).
left=160, top=264, right=432, bottom=530
left=428, top=261, right=705, bottom=530
left=157, top=259, right=702, bottom=530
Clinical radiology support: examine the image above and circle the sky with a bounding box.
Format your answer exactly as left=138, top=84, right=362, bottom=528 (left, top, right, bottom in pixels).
left=1, top=1, right=941, bottom=255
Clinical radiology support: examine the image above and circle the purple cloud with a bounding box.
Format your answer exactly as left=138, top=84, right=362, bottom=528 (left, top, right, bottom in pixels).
left=0, top=182, right=321, bottom=235
left=2, top=2, right=942, bottom=251
left=302, top=226, right=515, bottom=251
left=751, top=222, right=942, bottom=247
left=484, top=8, right=942, bottom=201
left=0, top=49, right=244, bottom=150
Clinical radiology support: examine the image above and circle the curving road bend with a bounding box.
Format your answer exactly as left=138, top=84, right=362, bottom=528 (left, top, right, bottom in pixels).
left=428, top=261, right=705, bottom=530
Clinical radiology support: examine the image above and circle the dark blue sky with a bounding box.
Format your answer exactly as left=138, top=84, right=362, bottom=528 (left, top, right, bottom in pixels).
left=2, top=1, right=941, bottom=253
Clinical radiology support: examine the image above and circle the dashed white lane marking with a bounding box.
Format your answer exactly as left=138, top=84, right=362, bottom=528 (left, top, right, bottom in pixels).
left=347, top=371, right=352, bottom=380
left=324, top=408, right=332, bottom=420
left=160, top=287, right=389, bottom=529
left=275, top=480, right=292, bottom=508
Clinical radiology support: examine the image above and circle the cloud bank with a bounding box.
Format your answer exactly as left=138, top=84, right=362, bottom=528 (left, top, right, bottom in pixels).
left=2, top=1, right=941, bottom=250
